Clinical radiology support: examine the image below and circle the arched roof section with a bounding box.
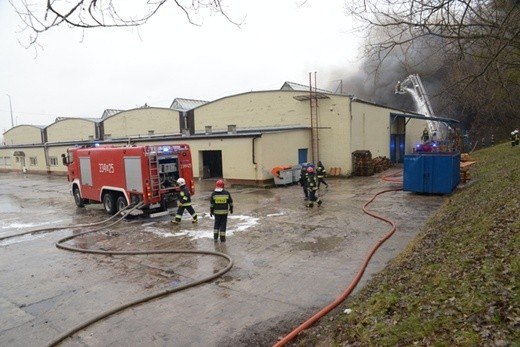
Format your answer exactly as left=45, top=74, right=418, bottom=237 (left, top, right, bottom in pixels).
left=3, top=125, right=45, bottom=145
left=46, top=118, right=100, bottom=142
left=103, top=107, right=182, bottom=138
left=193, top=90, right=339, bottom=132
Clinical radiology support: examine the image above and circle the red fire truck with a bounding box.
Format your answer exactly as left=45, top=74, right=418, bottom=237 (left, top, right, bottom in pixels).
left=62, top=144, right=195, bottom=217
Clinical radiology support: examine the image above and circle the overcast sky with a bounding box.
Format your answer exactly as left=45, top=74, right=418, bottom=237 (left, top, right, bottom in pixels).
left=0, top=0, right=361, bottom=139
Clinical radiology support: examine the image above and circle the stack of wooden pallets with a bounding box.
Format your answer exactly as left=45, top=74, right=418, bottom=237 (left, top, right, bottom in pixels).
left=460, top=153, right=477, bottom=183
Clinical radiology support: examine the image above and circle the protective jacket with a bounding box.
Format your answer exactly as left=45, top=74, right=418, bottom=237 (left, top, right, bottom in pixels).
left=299, top=170, right=308, bottom=187
left=317, top=164, right=326, bottom=178
left=210, top=189, right=233, bottom=215
left=306, top=173, right=318, bottom=191
left=178, top=185, right=192, bottom=207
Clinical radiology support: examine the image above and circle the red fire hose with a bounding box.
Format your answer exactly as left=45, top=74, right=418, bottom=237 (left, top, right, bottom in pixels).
left=273, top=174, right=403, bottom=347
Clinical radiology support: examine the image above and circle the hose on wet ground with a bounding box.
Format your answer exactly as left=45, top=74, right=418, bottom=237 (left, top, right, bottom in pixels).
left=273, top=171, right=404, bottom=347
left=0, top=201, right=144, bottom=242
left=48, top=247, right=233, bottom=347
left=46, top=207, right=233, bottom=346
left=0, top=202, right=233, bottom=346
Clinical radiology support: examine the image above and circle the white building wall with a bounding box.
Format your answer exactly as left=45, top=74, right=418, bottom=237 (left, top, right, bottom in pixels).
left=46, top=146, right=70, bottom=173
left=313, top=95, right=352, bottom=173
left=260, top=131, right=311, bottom=179
left=3, top=125, right=43, bottom=145
left=103, top=108, right=181, bottom=138
left=350, top=101, right=392, bottom=158
left=194, top=91, right=312, bottom=131
left=406, top=118, right=430, bottom=152
left=47, top=119, right=98, bottom=142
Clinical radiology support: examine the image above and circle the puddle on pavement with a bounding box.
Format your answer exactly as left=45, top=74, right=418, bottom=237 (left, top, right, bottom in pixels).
left=292, top=235, right=345, bottom=252
left=0, top=195, right=23, bottom=213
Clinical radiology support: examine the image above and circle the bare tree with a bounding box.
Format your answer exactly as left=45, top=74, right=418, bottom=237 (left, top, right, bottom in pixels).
left=347, top=0, right=520, bottom=87
left=9, top=0, right=242, bottom=45
left=344, top=0, right=520, bottom=139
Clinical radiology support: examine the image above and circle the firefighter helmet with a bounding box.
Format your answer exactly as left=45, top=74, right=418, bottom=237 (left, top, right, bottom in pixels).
left=306, top=166, right=314, bottom=173
left=177, top=178, right=186, bottom=186
left=216, top=179, right=225, bottom=188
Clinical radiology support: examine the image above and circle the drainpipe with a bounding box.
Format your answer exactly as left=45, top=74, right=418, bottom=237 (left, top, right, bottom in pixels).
left=252, top=135, right=260, bottom=165
left=252, top=135, right=260, bottom=182
left=44, top=142, right=51, bottom=174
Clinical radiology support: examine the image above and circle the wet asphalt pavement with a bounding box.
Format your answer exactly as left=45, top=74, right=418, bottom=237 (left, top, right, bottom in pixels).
left=0, top=170, right=445, bottom=347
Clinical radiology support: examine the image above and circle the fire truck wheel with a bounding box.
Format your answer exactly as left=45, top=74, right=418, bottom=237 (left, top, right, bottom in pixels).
left=73, top=186, right=85, bottom=208
left=102, top=192, right=117, bottom=215
left=116, top=195, right=128, bottom=212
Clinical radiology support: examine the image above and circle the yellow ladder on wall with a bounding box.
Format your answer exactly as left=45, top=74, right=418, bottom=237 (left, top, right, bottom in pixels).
left=309, top=72, right=319, bottom=163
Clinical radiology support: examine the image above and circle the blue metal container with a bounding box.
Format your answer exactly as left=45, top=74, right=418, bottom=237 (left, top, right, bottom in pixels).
left=403, top=152, right=461, bottom=194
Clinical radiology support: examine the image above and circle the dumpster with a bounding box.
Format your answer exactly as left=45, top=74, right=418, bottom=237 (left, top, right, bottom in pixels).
left=273, top=169, right=293, bottom=185
left=271, top=165, right=293, bottom=186
left=403, top=152, right=460, bottom=194
left=291, top=165, right=302, bottom=183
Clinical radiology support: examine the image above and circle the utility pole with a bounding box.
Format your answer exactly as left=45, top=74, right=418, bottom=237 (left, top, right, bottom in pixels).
left=6, top=94, right=14, bottom=128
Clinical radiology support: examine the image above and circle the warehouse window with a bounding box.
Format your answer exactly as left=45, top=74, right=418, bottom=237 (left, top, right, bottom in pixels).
left=48, top=157, right=59, bottom=166
left=30, top=157, right=37, bottom=166
left=1, top=157, right=10, bottom=166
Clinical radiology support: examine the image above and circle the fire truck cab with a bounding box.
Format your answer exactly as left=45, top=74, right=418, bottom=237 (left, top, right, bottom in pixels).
left=62, top=144, right=195, bottom=217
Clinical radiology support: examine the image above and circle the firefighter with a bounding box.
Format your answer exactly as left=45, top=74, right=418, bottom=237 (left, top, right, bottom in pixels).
left=512, top=131, right=516, bottom=147
left=305, top=166, right=322, bottom=208
left=299, top=166, right=309, bottom=200
left=421, top=127, right=430, bottom=143
left=516, top=129, right=519, bottom=146
left=210, top=179, right=233, bottom=242
left=316, top=161, right=329, bottom=189
left=171, top=178, right=198, bottom=224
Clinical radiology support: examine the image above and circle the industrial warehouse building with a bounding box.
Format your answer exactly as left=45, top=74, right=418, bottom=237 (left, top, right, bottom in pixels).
left=0, top=83, right=429, bottom=185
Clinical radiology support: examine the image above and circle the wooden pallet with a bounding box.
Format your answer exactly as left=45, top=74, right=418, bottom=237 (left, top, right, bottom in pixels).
left=460, top=161, right=477, bottom=183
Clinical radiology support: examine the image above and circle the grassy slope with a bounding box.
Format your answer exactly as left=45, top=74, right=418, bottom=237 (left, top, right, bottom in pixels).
left=293, top=142, right=520, bottom=346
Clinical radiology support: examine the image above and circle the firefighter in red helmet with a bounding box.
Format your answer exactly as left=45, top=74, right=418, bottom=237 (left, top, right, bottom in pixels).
left=210, top=179, right=234, bottom=242
left=305, top=166, right=322, bottom=208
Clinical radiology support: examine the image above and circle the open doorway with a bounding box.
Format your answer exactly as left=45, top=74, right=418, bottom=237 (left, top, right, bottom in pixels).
left=390, top=115, right=406, bottom=163
left=201, top=150, right=223, bottom=178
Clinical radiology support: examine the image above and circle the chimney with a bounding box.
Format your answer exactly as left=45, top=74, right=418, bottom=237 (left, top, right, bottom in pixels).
left=227, top=124, right=237, bottom=134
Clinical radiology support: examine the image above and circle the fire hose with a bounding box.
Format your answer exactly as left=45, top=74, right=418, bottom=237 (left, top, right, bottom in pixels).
left=273, top=172, right=403, bottom=347
left=0, top=203, right=233, bottom=347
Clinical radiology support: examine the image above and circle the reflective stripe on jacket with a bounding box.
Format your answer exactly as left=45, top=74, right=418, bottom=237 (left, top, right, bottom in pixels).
left=179, top=185, right=192, bottom=207
left=306, top=174, right=318, bottom=191
left=210, top=189, right=233, bottom=215
left=317, top=165, right=326, bottom=178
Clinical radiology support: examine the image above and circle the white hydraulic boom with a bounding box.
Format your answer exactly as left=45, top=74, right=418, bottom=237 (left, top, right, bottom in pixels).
left=395, top=74, right=440, bottom=139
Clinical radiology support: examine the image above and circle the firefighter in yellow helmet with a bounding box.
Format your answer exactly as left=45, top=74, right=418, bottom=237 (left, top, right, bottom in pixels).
left=171, top=177, right=198, bottom=224
left=210, top=179, right=234, bottom=242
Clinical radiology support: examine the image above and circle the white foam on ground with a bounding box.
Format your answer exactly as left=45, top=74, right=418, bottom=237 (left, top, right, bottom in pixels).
left=266, top=212, right=285, bottom=217
left=0, top=233, right=46, bottom=246
left=147, top=214, right=259, bottom=240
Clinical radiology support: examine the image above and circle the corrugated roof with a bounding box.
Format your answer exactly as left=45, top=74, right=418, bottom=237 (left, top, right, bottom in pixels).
left=102, top=109, right=123, bottom=119
left=54, top=117, right=102, bottom=123
left=280, top=81, right=332, bottom=93
left=170, top=98, right=209, bottom=111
